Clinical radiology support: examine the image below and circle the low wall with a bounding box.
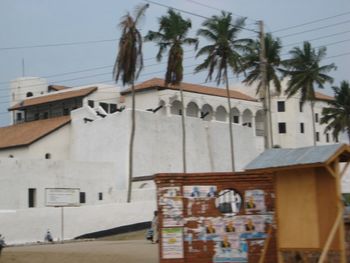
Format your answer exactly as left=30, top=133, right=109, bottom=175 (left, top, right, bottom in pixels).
left=0, top=198, right=156, bottom=245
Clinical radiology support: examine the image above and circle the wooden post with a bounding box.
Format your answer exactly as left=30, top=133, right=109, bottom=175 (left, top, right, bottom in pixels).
left=258, top=224, right=273, bottom=263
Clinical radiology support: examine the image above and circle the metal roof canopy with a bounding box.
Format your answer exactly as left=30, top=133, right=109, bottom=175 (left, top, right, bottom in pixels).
left=245, top=144, right=350, bottom=263
left=245, top=144, right=350, bottom=172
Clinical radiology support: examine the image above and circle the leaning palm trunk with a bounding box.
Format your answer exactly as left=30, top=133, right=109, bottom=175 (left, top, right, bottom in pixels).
left=310, top=101, right=316, bottom=146
left=225, top=71, right=235, bottom=172
left=127, top=83, right=136, bottom=203
left=179, top=85, right=187, bottom=172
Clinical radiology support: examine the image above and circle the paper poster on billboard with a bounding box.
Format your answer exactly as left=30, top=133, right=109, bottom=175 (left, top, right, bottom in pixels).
left=159, top=187, right=183, bottom=227
left=244, top=189, right=266, bottom=212
left=240, top=215, right=267, bottom=239
left=184, top=185, right=217, bottom=199
left=162, top=228, right=184, bottom=259
left=213, top=234, right=248, bottom=263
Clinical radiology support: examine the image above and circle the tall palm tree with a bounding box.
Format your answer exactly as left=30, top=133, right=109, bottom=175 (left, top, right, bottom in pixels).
left=241, top=33, right=282, bottom=148
left=282, top=41, right=336, bottom=146
left=321, top=81, right=350, bottom=143
left=195, top=12, right=251, bottom=171
left=145, top=9, right=198, bottom=173
left=113, top=3, right=148, bottom=203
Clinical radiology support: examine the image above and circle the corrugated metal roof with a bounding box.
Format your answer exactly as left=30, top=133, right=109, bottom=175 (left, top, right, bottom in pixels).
left=245, top=144, right=347, bottom=171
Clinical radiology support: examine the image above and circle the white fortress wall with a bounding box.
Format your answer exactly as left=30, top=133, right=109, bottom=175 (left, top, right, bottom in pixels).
left=0, top=159, right=119, bottom=209
left=0, top=199, right=156, bottom=245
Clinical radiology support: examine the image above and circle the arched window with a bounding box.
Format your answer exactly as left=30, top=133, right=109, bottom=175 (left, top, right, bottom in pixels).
left=45, top=153, right=51, bottom=159
left=231, top=108, right=240, bottom=124
left=215, top=106, right=227, bottom=122
left=201, top=104, right=213, bottom=121
left=186, top=102, right=199, bottom=117
left=170, top=100, right=182, bottom=115
left=26, top=92, right=33, bottom=97
left=242, top=109, right=253, bottom=127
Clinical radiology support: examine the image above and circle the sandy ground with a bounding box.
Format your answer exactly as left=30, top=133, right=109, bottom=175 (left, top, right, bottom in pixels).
left=0, top=231, right=158, bottom=263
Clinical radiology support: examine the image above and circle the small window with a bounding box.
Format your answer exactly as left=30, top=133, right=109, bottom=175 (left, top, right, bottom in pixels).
left=43, top=112, right=49, bottom=119
left=277, top=101, right=285, bottom=112
left=80, top=192, right=86, bottom=204
left=8, top=155, right=14, bottom=158
left=315, top=113, right=319, bottom=123
left=278, top=122, right=287, bottom=134
left=26, top=92, right=33, bottom=97
left=300, top=123, right=304, bottom=134
left=316, top=132, right=320, bottom=142
left=63, top=108, right=69, bottom=116
left=16, top=112, right=22, bottom=121
left=34, top=113, right=40, bottom=120
left=335, top=137, right=339, bottom=143
left=45, top=153, right=51, bottom=159
left=99, top=102, right=109, bottom=113
left=178, top=109, right=182, bottom=115
left=98, top=192, right=103, bottom=201
left=110, top=104, right=117, bottom=113
left=28, top=188, right=36, bottom=208
left=299, top=102, right=303, bottom=112
left=233, top=116, right=239, bottom=124
left=88, top=100, right=94, bottom=108
left=326, top=133, right=329, bottom=143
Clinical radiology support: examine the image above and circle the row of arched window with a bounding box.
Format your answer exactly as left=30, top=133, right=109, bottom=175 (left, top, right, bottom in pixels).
left=158, top=100, right=265, bottom=136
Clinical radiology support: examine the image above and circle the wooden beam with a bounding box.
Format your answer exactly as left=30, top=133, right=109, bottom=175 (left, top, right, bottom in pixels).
left=258, top=223, right=273, bottom=263
left=325, top=165, right=336, bottom=178
left=317, top=210, right=343, bottom=263
left=340, top=161, right=350, bottom=178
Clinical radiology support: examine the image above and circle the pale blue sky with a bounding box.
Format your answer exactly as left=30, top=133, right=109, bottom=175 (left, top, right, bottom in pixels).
left=0, top=0, right=349, bottom=126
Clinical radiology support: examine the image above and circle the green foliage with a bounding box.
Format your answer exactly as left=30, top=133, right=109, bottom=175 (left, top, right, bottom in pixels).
left=195, top=11, right=252, bottom=85
left=144, top=9, right=198, bottom=85
left=282, top=41, right=336, bottom=104
left=241, top=33, right=282, bottom=96
left=321, top=81, right=350, bottom=142
left=113, top=3, right=149, bottom=86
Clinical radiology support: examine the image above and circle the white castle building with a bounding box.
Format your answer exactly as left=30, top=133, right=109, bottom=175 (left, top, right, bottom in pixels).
left=0, top=76, right=347, bottom=244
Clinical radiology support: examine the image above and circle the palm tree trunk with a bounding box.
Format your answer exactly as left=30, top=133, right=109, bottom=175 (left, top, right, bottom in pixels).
left=127, top=82, right=136, bottom=203
left=225, top=71, right=235, bottom=172
left=179, top=85, right=187, bottom=173
left=267, top=85, right=274, bottom=148
left=310, top=101, right=316, bottom=146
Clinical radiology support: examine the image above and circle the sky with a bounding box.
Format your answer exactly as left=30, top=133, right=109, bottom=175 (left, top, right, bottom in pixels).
left=0, top=0, right=349, bottom=126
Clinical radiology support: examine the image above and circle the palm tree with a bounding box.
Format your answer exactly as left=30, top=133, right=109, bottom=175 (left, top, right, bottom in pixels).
left=195, top=12, right=252, bottom=171
left=241, top=33, right=282, bottom=148
left=113, top=3, right=148, bottom=203
left=282, top=41, right=336, bottom=146
left=145, top=9, right=198, bottom=173
left=321, top=81, right=350, bottom=143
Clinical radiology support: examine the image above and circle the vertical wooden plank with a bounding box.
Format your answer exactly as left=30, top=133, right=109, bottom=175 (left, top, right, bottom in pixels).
left=275, top=169, right=320, bottom=249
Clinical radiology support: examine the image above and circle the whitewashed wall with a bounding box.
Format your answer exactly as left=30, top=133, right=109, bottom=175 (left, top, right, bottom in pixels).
left=0, top=159, right=119, bottom=209
left=0, top=198, right=156, bottom=245
left=70, top=108, right=262, bottom=175
left=0, top=124, right=71, bottom=160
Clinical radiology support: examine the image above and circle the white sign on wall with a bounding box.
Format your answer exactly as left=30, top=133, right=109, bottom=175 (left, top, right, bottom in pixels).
left=45, top=188, right=80, bottom=207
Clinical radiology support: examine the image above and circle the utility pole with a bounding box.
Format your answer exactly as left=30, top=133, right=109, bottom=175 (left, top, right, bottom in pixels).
left=22, top=58, right=25, bottom=77
left=259, top=20, right=272, bottom=149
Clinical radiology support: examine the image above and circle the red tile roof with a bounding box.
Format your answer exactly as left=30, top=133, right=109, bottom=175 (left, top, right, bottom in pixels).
left=315, top=91, right=334, bottom=101
left=48, top=85, right=71, bottom=91
left=9, top=86, right=97, bottom=111
left=0, top=116, right=71, bottom=149
left=121, top=78, right=257, bottom=102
